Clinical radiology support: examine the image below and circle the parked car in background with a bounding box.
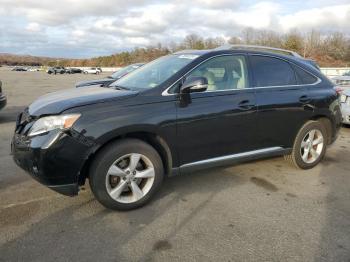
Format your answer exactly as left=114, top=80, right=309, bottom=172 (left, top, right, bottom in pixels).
left=76, top=63, right=144, bottom=88
left=0, top=80, right=7, bottom=111
left=340, top=90, right=350, bottom=125
left=27, top=67, right=40, bottom=72
left=12, top=45, right=342, bottom=210
left=47, top=67, right=66, bottom=74
left=332, top=74, right=350, bottom=91
left=11, top=66, right=27, bottom=71
left=65, top=68, right=83, bottom=74
left=83, top=67, right=101, bottom=74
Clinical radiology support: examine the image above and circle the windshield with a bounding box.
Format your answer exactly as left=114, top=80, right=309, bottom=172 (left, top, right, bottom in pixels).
left=112, top=54, right=199, bottom=90
left=111, top=64, right=143, bottom=79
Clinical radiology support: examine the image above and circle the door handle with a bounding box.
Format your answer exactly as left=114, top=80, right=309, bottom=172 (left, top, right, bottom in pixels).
left=238, top=100, right=255, bottom=110
left=299, top=95, right=311, bottom=103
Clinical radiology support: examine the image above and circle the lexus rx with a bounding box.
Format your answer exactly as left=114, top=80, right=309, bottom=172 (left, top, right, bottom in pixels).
left=12, top=46, right=342, bottom=210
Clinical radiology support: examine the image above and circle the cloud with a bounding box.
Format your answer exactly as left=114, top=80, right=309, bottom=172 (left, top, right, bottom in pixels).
left=0, top=0, right=155, bottom=25
left=279, top=4, right=350, bottom=32
left=25, top=22, right=41, bottom=32
left=0, top=0, right=349, bottom=58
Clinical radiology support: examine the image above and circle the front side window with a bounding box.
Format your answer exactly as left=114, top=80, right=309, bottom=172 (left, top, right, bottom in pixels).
left=250, top=56, right=296, bottom=87
left=186, top=55, right=249, bottom=91
left=112, top=54, right=199, bottom=90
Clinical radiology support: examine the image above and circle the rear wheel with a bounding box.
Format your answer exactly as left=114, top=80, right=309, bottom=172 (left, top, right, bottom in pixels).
left=285, top=121, right=327, bottom=169
left=89, top=139, right=164, bottom=210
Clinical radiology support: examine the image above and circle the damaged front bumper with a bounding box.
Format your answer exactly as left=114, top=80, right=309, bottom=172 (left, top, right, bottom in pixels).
left=11, top=122, right=96, bottom=196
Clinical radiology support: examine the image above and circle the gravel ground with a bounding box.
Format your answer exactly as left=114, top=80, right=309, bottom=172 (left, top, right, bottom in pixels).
left=0, top=69, right=350, bottom=262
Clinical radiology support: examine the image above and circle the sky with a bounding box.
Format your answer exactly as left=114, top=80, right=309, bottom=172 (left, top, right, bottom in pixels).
left=0, top=0, right=349, bottom=58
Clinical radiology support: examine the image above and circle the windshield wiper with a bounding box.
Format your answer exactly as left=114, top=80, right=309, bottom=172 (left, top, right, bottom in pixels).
left=112, top=85, right=130, bottom=91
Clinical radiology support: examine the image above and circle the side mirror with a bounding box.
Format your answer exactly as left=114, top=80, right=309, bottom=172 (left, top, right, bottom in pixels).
left=180, top=76, right=208, bottom=94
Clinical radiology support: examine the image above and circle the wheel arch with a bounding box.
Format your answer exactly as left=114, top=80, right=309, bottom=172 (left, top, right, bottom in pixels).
left=310, top=115, right=333, bottom=144
left=78, top=130, right=173, bottom=185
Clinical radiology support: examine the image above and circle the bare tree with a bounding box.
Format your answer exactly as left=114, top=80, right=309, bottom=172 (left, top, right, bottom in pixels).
left=283, top=30, right=304, bottom=54
left=183, top=34, right=205, bottom=49
left=228, top=36, right=242, bottom=45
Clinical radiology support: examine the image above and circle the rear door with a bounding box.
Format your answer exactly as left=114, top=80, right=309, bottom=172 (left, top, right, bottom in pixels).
left=249, top=55, right=314, bottom=149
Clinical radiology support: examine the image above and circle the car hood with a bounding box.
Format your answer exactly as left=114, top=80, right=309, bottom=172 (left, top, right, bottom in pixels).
left=75, top=78, right=114, bottom=88
left=28, top=87, right=138, bottom=116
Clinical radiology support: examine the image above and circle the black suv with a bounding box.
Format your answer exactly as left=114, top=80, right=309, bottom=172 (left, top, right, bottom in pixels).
left=12, top=46, right=342, bottom=210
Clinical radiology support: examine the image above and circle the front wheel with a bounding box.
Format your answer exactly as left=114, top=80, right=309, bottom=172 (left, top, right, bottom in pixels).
left=285, top=120, right=327, bottom=169
left=89, top=139, right=164, bottom=210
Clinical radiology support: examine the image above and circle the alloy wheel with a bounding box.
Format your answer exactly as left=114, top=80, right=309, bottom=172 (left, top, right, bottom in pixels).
left=105, top=153, right=155, bottom=203
left=300, top=129, right=324, bottom=164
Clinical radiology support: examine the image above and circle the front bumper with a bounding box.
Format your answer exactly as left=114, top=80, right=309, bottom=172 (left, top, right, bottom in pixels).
left=341, top=104, right=350, bottom=124
left=0, top=94, right=6, bottom=110
left=12, top=128, right=95, bottom=196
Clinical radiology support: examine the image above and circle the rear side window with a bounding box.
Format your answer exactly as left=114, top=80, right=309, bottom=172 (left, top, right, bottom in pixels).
left=250, top=56, right=296, bottom=87
left=292, top=65, right=318, bottom=85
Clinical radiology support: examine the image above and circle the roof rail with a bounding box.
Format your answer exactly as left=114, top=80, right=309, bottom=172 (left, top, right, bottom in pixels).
left=215, top=44, right=302, bottom=58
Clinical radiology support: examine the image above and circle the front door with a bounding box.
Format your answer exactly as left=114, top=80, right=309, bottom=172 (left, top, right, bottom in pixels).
left=176, top=54, right=258, bottom=166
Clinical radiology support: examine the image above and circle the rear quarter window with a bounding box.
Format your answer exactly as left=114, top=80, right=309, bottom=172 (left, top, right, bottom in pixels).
left=292, top=65, right=318, bottom=85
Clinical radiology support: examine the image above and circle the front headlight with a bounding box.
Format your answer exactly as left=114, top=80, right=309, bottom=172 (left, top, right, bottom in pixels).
left=28, top=114, right=81, bottom=137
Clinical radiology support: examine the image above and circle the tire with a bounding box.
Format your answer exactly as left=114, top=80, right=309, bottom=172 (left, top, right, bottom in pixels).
left=285, top=120, right=327, bottom=169
left=89, top=139, right=164, bottom=210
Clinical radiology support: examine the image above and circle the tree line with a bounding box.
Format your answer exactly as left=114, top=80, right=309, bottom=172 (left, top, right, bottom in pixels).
left=2, top=29, right=350, bottom=67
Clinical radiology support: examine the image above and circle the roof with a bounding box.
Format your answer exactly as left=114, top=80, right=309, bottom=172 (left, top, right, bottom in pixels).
left=172, top=45, right=323, bottom=71
left=174, top=44, right=303, bottom=58
left=217, top=44, right=302, bottom=58
left=173, top=49, right=211, bottom=55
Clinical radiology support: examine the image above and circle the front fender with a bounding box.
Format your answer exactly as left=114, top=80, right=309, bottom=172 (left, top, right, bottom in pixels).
left=67, top=100, right=178, bottom=166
